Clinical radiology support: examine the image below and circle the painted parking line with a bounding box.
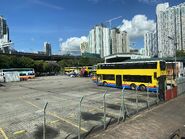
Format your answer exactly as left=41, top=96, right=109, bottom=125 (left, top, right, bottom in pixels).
left=21, top=99, right=40, bottom=109
left=48, top=120, right=60, bottom=125
left=0, top=128, right=8, bottom=139
left=20, top=98, right=88, bottom=132
left=13, top=130, right=27, bottom=135
left=48, top=112, right=88, bottom=132
left=89, top=109, right=96, bottom=112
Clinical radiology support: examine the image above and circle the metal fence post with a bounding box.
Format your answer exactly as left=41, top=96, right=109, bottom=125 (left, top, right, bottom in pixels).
left=43, top=102, right=48, bottom=139
left=147, top=83, right=150, bottom=109
left=135, top=86, right=139, bottom=112
left=156, top=86, right=159, bottom=104
left=103, top=90, right=107, bottom=130
left=171, top=76, right=174, bottom=99
left=118, top=87, right=126, bottom=123
left=78, top=96, right=84, bottom=139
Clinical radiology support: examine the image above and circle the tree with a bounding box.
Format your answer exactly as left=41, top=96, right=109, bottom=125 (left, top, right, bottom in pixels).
left=79, top=57, right=89, bottom=66
left=0, top=55, right=11, bottom=69
left=48, top=62, right=60, bottom=74
left=34, top=60, right=45, bottom=76
left=0, top=54, right=103, bottom=76
left=17, top=56, right=34, bottom=68
left=58, top=59, right=78, bottom=68
left=58, top=57, right=103, bottom=68
left=176, top=50, right=185, bottom=57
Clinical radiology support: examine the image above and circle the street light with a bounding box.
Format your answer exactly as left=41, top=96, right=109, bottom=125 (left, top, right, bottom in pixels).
left=168, top=36, right=178, bottom=80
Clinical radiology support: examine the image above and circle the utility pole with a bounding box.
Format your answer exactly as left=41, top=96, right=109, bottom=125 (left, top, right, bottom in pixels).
left=168, top=36, right=178, bottom=80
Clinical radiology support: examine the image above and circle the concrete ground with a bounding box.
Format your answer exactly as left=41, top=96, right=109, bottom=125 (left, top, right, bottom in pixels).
left=0, top=76, right=158, bottom=139
left=88, top=94, right=185, bottom=139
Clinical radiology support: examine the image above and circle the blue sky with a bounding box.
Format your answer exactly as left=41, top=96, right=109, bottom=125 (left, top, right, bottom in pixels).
left=0, top=0, right=184, bottom=54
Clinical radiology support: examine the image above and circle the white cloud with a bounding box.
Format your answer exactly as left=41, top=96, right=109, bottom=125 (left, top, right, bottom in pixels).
left=119, top=14, right=156, bottom=39
left=31, top=0, right=63, bottom=10
left=60, top=36, right=88, bottom=56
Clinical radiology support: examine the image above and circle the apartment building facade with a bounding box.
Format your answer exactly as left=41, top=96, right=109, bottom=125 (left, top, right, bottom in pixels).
left=156, top=2, right=185, bottom=57
left=88, top=25, right=129, bottom=58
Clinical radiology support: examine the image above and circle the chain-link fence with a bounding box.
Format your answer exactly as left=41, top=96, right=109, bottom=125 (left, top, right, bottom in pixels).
left=76, top=85, right=159, bottom=138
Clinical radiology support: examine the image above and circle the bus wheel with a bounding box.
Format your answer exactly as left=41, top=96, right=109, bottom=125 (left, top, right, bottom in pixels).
left=103, top=81, right=108, bottom=86
left=130, top=84, right=136, bottom=90
left=139, top=84, right=146, bottom=91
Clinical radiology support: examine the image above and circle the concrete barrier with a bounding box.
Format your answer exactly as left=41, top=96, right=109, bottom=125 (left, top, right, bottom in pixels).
left=165, top=87, right=177, bottom=101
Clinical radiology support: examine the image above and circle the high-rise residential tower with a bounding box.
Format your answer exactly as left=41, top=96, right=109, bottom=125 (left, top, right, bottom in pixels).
left=156, top=2, right=185, bottom=57
left=88, top=25, right=129, bottom=58
left=102, top=27, right=110, bottom=58
left=88, top=25, right=110, bottom=58
left=0, top=16, right=11, bottom=53
left=110, top=28, right=129, bottom=55
left=144, top=31, right=157, bottom=57
left=44, top=42, right=52, bottom=56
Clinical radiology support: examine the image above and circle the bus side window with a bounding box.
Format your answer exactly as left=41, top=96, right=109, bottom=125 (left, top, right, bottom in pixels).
left=20, top=73, right=26, bottom=76
left=154, top=72, right=157, bottom=79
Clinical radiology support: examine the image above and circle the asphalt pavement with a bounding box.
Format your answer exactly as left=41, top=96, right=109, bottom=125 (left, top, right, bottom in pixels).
left=0, top=76, right=159, bottom=139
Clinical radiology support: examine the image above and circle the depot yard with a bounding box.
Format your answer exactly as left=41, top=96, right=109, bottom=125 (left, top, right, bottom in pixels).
left=0, top=76, right=158, bottom=139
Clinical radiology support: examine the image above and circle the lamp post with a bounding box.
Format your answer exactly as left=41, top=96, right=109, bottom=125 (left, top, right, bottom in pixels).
left=168, top=36, right=177, bottom=80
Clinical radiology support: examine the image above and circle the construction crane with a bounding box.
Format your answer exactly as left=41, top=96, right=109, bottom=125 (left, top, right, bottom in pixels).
left=105, top=16, right=122, bottom=29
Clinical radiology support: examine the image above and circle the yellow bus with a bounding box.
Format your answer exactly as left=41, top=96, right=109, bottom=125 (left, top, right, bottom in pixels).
left=96, top=60, right=166, bottom=92
left=64, top=67, right=81, bottom=75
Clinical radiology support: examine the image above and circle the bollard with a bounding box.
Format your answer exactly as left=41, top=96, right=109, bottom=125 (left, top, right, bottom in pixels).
left=118, top=87, right=126, bottom=123
left=103, top=90, right=107, bottom=130
left=147, top=83, right=150, bottom=109
left=78, top=96, right=84, bottom=139
left=135, top=86, right=139, bottom=112
left=43, top=102, right=48, bottom=139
